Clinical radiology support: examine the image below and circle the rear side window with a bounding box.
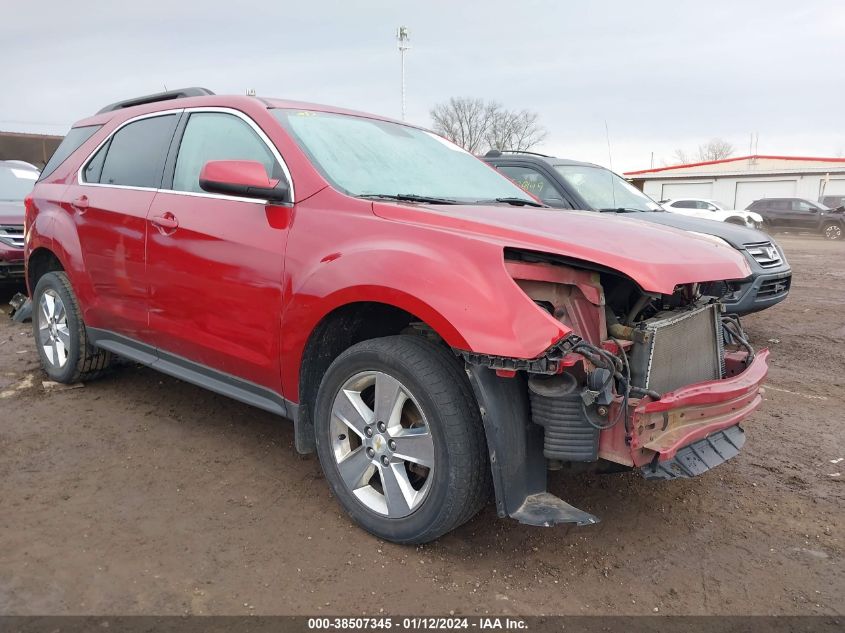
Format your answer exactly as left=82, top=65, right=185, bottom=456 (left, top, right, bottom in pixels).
left=171, top=112, right=281, bottom=194
left=39, top=125, right=102, bottom=181
left=671, top=200, right=696, bottom=209
left=95, top=115, right=178, bottom=188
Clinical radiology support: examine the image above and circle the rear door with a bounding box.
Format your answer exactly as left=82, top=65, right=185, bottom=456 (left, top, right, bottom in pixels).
left=764, top=200, right=791, bottom=228
left=68, top=112, right=180, bottom=340
left=145, top=109, right=292, bottom=390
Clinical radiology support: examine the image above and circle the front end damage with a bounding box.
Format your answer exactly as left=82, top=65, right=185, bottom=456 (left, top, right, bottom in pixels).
left=461, top=251, right=769, bottom=527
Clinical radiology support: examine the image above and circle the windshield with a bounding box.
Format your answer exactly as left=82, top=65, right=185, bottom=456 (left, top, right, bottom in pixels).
left=0, top=166, right=38, bottom=202
left=553, top=164, right=660, bottom=212
left=272, top=109, right=535, bottom=204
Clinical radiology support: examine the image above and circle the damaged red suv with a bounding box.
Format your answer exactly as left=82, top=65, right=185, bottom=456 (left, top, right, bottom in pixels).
left=25, top=88, right=768, bottom=543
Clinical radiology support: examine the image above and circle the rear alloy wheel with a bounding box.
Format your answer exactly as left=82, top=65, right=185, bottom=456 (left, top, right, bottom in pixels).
left=823, top=222, right=842, bottom=241
left=37, top=288, right=71, bottom=370
left=314, top=335, right=490, bottom=543
left=32, top=271, right=112, bottom=383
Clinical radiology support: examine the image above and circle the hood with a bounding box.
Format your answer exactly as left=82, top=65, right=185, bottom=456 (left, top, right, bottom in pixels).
left=0, top=200, right=25, bottom=225
left=373, top=203, right=752, bottom=295
left=631, top=211, right=769, bottom=248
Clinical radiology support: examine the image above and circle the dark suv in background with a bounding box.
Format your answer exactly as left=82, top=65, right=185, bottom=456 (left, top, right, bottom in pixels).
left=747, top=198, right=844, bottom=241
left=483, top=151, right=792, bottom=315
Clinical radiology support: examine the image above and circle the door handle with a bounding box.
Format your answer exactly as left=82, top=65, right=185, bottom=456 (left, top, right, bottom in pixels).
left=151, top=213, right=179, bottom=231
left=71, top=195, right=89, bottom=212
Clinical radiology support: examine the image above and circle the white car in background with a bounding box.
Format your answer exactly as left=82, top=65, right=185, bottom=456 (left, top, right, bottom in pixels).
left=660, top=198, right=763, bottom=229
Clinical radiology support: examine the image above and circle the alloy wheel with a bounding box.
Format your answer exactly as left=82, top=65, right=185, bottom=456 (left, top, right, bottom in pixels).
left=37, top=289, right=70, bottom=368
left=330, top=370, right=435, bottom=517
left=824, top=224, right=842, bottom=240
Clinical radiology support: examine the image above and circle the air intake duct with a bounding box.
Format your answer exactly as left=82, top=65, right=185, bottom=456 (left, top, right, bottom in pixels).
left=528, top=373, right=599, bottom=462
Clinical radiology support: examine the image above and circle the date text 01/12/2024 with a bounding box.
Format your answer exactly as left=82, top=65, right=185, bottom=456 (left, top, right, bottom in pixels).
left=306, top=617, right=528, bottom=630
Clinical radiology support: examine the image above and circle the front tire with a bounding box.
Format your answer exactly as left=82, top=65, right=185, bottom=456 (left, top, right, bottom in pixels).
left=32, top=271, right=111, bottom=383
left=823, top=222, right=842, bottom=241
left=314, top=335, right=490, bottom=543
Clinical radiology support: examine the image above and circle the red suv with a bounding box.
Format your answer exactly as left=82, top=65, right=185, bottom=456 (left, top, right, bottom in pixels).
left=26, top=88, right=769, bottom=543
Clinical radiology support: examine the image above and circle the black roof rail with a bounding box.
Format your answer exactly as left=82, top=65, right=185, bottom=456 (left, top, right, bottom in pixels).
left=96, top=87, right=216, bottom=114
left=484, top=149, right=552, bottom=159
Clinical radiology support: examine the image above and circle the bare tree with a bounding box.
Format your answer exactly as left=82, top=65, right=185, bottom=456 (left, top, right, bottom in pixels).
left=697, top=138, right=735, bottom=161
left=672, top=148, right=691, bottom=164
left=430, top=98, right=499, bottom=154
left=485, top=109, right=547, bottom=153
left=430, top=98, right=546, bottom=154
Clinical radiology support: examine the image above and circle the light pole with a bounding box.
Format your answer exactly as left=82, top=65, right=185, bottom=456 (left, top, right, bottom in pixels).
left=396, top=26, right=410, bottom=120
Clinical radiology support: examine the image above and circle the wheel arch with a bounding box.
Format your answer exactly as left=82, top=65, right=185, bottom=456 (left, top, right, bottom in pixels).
left=27, top=247, right=66, bottom=296
left=292, top=298, right=467, bottom=454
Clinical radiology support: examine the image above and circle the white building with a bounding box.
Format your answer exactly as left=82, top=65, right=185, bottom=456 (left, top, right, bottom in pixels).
left=625, top=155, right=845, bottom=210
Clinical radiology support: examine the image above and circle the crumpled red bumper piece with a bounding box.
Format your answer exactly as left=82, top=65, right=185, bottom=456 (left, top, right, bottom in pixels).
left=630, top=349, right=769, bottom=463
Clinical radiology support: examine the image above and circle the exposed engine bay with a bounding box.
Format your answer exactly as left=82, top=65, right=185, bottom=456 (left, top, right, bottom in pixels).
left=474, top=250, right=760, bottom=478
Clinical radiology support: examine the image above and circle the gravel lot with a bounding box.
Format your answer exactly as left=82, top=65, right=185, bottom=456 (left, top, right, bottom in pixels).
left=0, top=235, right=842, bottom=616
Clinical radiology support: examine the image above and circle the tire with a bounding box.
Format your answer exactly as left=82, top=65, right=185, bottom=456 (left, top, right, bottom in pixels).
left=314, top=335, right=490, bottom=543
left=32, top=271, right=112, bottom=383
left=822, top=222, right=842, bottom=241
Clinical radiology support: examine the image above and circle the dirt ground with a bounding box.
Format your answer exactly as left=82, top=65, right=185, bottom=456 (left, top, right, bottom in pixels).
left=0, top=235, right=842, bottom=616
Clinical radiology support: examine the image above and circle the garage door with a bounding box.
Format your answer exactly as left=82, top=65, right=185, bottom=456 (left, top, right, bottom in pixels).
left=734, top=180, right=797, bottom=210
left=660, top=181, right=713, bottom=200
left=823, top=178, right=845, bottom=195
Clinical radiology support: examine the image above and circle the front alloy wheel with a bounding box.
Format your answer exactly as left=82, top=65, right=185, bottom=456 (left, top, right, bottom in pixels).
left=330, top=371, right=434, bottom=517
left=823, top=223, right=842, bottom=240
left=314, top=335, right=490, bottom=543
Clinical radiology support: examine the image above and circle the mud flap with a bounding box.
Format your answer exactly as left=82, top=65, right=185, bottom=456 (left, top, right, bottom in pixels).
left=641, top=424, right=746, bottom=480
left=465, top=364, right=599, bottom=527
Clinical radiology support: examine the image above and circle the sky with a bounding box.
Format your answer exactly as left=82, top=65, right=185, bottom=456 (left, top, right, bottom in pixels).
left=2, top=0, right=844, bottom=173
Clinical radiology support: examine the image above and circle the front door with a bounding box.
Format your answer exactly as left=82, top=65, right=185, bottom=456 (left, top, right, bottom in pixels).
left=145, top=110, right=292, bottom=391
left=68, top=113, right=179, bottom=340
left=790, top=199, right=820, bottom=230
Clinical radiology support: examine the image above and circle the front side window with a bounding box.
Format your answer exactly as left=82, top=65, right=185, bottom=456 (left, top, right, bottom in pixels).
left=172, top=113, right=281, bottom=194
left=272, top=109, right=535, bottom=204
left=496, top=165, right=568, bottom=207
left=96, top=115, right=178, bottom=188
left=39, top=125, right=101, bottom=181
left=554, top=164, right=660, bottom=212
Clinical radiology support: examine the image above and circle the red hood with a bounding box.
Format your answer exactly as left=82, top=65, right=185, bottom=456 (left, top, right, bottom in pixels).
left=373, top=203, right=752, bottom=294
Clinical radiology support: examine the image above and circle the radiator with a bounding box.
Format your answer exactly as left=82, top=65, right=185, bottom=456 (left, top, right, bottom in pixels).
left=629, top=304, right=724, bottom=395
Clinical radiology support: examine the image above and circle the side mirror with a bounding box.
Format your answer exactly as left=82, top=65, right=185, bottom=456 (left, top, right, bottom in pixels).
left=199, top=160, right=290, bottom=203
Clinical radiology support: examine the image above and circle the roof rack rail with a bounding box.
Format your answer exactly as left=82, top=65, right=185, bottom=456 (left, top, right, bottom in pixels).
left=484, top=149, right=552, bottom=158
left=96, top=87, right=216, bottom=114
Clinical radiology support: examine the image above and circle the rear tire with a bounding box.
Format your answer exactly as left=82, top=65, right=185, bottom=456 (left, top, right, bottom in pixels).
left=314, top=335, right=490, bottom=543
left=32, top=271, right=111, bottom=383
left=823, top=222, right=842, bottom=241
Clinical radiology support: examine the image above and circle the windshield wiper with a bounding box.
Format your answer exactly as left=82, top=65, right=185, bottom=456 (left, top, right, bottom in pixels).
left=359, top=193, right=457, bottom=205
left=597, top=207, right=649, bottom=213
left=474, top=197, right=544, bottom=207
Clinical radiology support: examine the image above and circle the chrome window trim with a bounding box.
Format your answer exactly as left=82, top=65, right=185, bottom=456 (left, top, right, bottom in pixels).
left=76, top=106, right=295, bottom=204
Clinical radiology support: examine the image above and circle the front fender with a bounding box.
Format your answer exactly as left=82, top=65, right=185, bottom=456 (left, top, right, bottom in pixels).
left=279, top=193, right=572, bottom=398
